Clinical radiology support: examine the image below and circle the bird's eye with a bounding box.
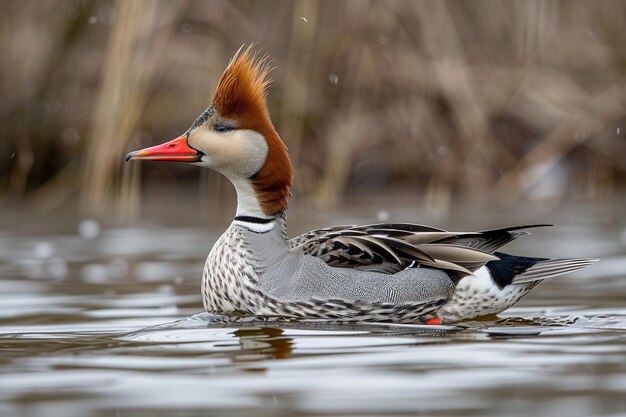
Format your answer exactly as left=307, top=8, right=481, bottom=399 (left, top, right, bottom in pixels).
left=214, top=124, right=233, bottom=133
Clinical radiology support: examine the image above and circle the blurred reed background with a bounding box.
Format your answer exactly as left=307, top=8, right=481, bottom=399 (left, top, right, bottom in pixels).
left=1, top=0, right=626, bottom=221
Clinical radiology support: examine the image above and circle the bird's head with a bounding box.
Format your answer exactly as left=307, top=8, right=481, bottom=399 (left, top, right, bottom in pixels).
left=126, top=46, right=293, bottom=217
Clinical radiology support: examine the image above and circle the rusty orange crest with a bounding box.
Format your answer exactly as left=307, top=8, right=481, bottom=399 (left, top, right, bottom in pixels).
left=212, top=46, right=293, bottom=216
left=212, top=46, right=271, bottom=123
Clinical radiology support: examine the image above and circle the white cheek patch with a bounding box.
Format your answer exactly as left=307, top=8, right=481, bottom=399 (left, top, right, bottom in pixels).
left=230, top=130, right=268, bottom=177
left=188, top=127, right=271, bottom=218
left=189, top=129, right=268, bottom=178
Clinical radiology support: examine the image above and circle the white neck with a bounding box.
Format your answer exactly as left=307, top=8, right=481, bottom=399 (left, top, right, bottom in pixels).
left=226, top=175, right=276, bottom=233
left=227, top=176, right=266, bottom=218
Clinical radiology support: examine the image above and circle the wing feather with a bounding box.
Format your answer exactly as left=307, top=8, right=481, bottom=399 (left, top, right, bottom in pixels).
left=289, top=223, right=555, bottom=277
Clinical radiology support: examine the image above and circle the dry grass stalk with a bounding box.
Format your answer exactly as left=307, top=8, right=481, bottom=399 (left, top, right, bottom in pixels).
left=1, top=0, right=626, bottom=218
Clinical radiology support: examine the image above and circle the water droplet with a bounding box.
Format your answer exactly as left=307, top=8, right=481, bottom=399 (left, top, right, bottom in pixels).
left=618, top=127, right=621, bottom=135
left=79, top=219, right=101, bottom=240
left=378, top=36, right=388, bottom=46
left=11, top=153, right=15, bottom=159
left=88, top=15, right=98, bottom=25
left=329, top=73, right=339, bottom=85
left=376, top=210, right=390, bottom=222
left=300, top=17, right=308, bottom=22
left=82, top=264, right=109, bottom=283
left=34, top=242, right=54, bottom=259
left=438, top=145, right=448, bottom=156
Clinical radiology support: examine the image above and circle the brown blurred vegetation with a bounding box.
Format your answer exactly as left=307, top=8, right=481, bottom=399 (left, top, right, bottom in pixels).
left=1, top=0, right=626, bottom=219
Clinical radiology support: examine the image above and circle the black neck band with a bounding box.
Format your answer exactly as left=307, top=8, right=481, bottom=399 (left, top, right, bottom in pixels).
left=234, top=215, right=274, bottom=224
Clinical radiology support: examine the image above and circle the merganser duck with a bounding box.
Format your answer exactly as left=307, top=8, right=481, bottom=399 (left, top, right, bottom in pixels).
left=126, top=47, right=595, bottom=324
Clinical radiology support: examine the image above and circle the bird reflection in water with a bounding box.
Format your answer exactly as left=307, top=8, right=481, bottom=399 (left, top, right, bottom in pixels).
left=231, top=327, right=293, bottom=364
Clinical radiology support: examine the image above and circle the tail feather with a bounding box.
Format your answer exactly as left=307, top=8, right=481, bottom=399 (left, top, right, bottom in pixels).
left=486, top=252, right=597, bottom=288
left=511, top=258, right=597, bottom=284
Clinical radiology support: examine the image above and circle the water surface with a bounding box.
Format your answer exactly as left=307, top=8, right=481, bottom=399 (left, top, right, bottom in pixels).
left=1, top=202, right=625, bottom=417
